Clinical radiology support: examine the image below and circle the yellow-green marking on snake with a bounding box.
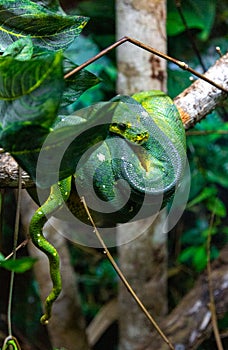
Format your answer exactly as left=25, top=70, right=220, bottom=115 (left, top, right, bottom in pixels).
left=29, top=90, right=186, bottom=323
left=2, top=336, right=21, bottom=350
left=29, top=176, right=71, bottom=324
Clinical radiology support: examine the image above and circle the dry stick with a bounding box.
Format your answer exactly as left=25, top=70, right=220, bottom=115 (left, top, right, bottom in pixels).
left=81, top=196, right=175, bottom=350
left=64, top=36, right=228, bottom=94
left=175, top=0, right=207, bottom=72
left=67, top=35, right=225, bottom=349
left=0, top=189, right=5, bottom=250
left=186, top=130, right=228, bottom=136
left=216, top=47, right=223, bottom=57
left=7, top=167, right=22, bottom=337
left=207, top=212, right=224, bottom=350
left=4, top=239, right=29, bottom=261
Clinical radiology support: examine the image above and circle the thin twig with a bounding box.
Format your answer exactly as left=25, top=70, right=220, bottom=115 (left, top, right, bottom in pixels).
left=4, top=239, right=29, bottom=261
left=64, top=36, right=228, bottom=94
left=207, top=212, right=224, bottom=350
left=81, top=196, right=175, bottom=350
left=7, top=167, right=22, bottom=336
left=186, top=130, right=228, bottom=136
left=175, top=0, right=206, bottom=72
left=0, top=189, right=5, bottom=251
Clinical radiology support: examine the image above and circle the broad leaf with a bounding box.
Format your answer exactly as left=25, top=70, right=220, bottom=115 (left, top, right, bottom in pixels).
left=3, top=37, right=34, bottom=61
left=0, top=50, right=64, bottom=127
left=0, top=0, right=89, bottom=51
left=187, top=187, right=217, bottom=209
left=207, top=197, right=227, bottom=218
left=0, top=256, right=37, bottom=273
left=167, top=0, right=216, bottom=40
left=61, top=58, right=100, bottom=109
left=192, top=246, right=207, bottom=271
left=0, top=48, right=65, bottom=178
left=32, top=0, right=65, bottom=14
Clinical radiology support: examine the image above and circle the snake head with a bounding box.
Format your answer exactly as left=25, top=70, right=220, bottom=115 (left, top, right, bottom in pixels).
left=109, top=121, right=149, bottom=145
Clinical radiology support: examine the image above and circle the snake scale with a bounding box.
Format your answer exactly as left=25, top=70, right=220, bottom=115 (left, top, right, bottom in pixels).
left=2, top=336, right=21, bottom=350
left=29, top=90, right=186, bottom=323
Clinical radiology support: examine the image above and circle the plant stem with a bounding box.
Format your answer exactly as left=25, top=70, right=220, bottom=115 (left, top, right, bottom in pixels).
left=186, top=130, right=228, bottom=136
left=7, top=167, right=22, bottom=336
left=81, top=196, right=175, bottom=350
left=64, top=36, right=228, bottom=94
left=175, top=0, right=206, bottom=72
left=207, top=212, right=224, bottom=350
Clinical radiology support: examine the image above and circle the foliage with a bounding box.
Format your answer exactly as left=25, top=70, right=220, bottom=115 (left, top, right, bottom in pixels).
left=0, top=4, right=103, bottom=185
left=70, top=247, right=117, bottom=321
left=0, top=0, right=227, bottom=349
left=166, top=1, right=228, bottom=278
left=0, top=0, right=88, bottom=51
left=167, top=0, right=216, bottom=40
left=0, top=253, right=37, bottom=273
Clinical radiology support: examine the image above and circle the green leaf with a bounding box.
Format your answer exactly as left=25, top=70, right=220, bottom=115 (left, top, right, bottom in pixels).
left=222, top=227, right=228, bottom=236
left=0, top=50, right=64, bottom=126
left=0, top=252, right=5, bottom=261
left=168, top=68, right=191, bottom=98
left=210, top=246, right=219, bottom=261
left=3, top=37, right=34, bottom=61
left=61, top=58, right=100, bottom=109
left=32, top=0, right=65, bottom=14
left=193, top=245, right=207, bottom=271
left=0, top=50, right=64, bottom=178
left=0, top=257, right=37, bottom=273
left=0, top=0, right=89, bottom=51
left=167, top=0, right=216, bottom=40
left=187, top=187, right=217, bottom=209
left=178, top=246, right=197, bottom=263
left=207, top=197, right=227, bottom=218
left=202, top=227, right=217, bottom=238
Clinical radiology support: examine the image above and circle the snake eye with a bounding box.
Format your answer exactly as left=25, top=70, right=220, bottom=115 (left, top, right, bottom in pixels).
left=110, top=122, right=127, bottom=132
left=117, top=123, right=127, bottom=131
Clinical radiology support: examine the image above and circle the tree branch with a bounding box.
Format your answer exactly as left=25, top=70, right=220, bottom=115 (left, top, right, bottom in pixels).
left=137, top=245, right=228, bottom=350
left=0, top=52, right=227, bottom=187
left=20, top=191, right=90, bottom=350
left=174, top=52, right=228, bottom=129
left=72, top=246, right=228, bottom=348
left=0, top=152, right=34, bottom=188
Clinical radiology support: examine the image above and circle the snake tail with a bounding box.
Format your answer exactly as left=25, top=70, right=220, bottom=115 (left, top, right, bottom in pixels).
left=2, top=336, right=21, bottom=350
left=29, top=177, right=71, bottom=324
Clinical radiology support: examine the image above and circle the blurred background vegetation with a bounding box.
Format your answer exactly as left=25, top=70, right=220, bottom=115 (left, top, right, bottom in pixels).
left=0, top=0, right=227, bottom=349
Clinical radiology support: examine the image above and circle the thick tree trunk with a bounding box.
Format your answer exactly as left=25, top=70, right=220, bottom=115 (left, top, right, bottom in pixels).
left=0, top=17, right=227, bottom=350
left=116, top=0, right=167, bottom=93
left=116, top=1, right=168, bottom=349
left=80, top=245, right=228, bottom=348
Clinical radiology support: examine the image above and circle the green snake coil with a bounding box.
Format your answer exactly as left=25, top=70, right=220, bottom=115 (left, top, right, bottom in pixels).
left=29, top=90, right=186, bottom=323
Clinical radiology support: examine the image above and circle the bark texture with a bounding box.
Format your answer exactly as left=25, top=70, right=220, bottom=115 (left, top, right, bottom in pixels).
left=0, top=153, right=34, bottom=188
left=117, top=214, right=168, bottom=349
left=0, top=52, right=227, bottom=187
left=20, top=191, right=90, bottom=350
left=174, top=52, right=228, bottom=129
left=78, top=246, right=228, bottom=349
left=116, top=0, right=167, bottom=93
left=137, top=245, right=228, bottom=350
left=0, top=15, right=227, bottom=350
left=116, top=1, right=168, bottom=349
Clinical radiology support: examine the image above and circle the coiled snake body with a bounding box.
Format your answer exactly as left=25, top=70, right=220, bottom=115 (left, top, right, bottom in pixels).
left=29, top=90, right=186, bottom=323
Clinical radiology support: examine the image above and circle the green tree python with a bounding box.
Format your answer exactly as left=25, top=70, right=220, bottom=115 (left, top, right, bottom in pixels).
left=29, top=90, right=186, bottom=324
left=2, top=336, right=21, bottom=350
